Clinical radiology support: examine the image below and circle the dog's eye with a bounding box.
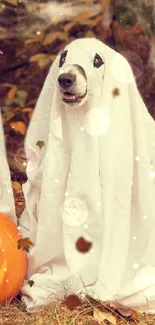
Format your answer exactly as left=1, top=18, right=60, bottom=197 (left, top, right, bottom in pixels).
left=93, top=53, right=104, bottom=68
left=59, top=50, right=68, bottom=68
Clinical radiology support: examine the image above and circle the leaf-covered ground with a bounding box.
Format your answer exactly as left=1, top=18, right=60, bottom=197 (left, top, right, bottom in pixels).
left=1, top=295, right=155, bottom=325
left=0, top=0, right=155, bottom=323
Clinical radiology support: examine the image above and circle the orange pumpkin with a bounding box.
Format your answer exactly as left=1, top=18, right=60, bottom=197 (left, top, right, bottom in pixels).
left=0, top=213, right=27, bottom=303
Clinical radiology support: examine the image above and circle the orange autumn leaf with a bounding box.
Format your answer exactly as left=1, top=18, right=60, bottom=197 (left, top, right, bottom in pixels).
left=17, top=237, right=34, bottom=253
left=93, top=14, right=104, bottom=26
left=7, top=87, right=17, bottom=99
left=72, top=12, right=92, bottom=22
left=17, top=201, right=23, bottom=206
left=44, top=32, right=68, bottom=45
left=64, top=21, right=76, bottom=32
left=130, top=311, right=137, bottom=319
left=12, top=181, right=22, bottom=192
left=10, top=121, right=26, bottom=135
left=29, top=53, right=47, bottom=62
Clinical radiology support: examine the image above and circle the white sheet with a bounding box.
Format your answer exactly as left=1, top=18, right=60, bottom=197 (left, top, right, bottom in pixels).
left=0, top=108, right=16, bottom=223
left=20, top=38, right=155, bottom=313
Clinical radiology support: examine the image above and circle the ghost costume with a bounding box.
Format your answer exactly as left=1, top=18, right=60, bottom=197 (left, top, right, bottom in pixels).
left=0, top=108, right=16, bottom=223
left=20, top=38, right=155, bottom=313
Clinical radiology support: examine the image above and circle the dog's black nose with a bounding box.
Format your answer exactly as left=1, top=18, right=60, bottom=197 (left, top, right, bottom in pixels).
left=58, top=73, right=76, bottom=88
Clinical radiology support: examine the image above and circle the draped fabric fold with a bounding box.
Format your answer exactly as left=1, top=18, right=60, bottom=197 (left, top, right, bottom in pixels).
left=20, top=38, right=155, bottom=313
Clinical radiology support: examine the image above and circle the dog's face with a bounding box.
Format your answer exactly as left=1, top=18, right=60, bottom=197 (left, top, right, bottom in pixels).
left=57, top=41, right=105, bottom=107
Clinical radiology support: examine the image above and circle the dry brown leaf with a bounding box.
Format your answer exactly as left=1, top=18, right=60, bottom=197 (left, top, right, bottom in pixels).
left=3, top=0, right=18, bottom=6
left=72, top=11, right=92, bottom=22
left=28, top=280, right=35, bottom=287
left=93, top=308, right=116, bottom=324
left=86, top=30, right=95, bottom=38
left=82, top=19, right=94, bottom=26
left=12, top=181, right=22, bottom=192
left=17, top=202, right=23, bottom=206
left=44, top=32, right=68, bottom=45
left=22, top=107, right=33, bottom=119
left=64, top=21, right=77, bottom=32
left=93, top=15, right=104, bottom=26
left=10, top=121, right=26, bottom=135
left=38, top=57, right=50, bottom=69
left=49, top=54, right=56, bottom=62
left=2, top=112, right=15, bottom=124
left=7, top=87, right=16, bottom=99
left=25, top=38, right=41, bottom=45
left=30, top=53, right=47, bottom=62
left=17, top=238, right=34, bottom=252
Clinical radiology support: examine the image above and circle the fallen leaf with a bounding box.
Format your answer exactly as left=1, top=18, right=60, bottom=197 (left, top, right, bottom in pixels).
left=3, top=0, right=18, bottom=6
left=7, top=87, right=17, bottom=99
left=130, top=311, right=137, bottom=319
left=12, top=181, right=22, bottom=192
left=17, top=238, right=34, bottom=252
left=49, top=54, right=56, bottom=62
left=10, top=121, right=26, bottom=135
left=44, top=32, right=68, bottom=45
left=38, top=57, right=50, bottom=69
left=16, top=90, right=28, bottom=107
left=1, top=83, right=16, bottom=88
left=36, top=140, right=45, bottom=149
left=25, top=38, right=40, bottom=45
left=76, top=237, right=92, bottom=253
left=81, top=19, right=94, bottom=26
left=112, top=88, right=120, bottom=97
left=93, top=308, right=116, bottom=324
left=2, top=112, right=15, bottom=124
left=73, top=12, right=92, bottom=22
left=22, top=107, right=33, bottom=119
left=85, top=30, right=95, bottom=38
left=64, top=21, right=77, bottom=32
left=28, top=280, right=35, bottom=287
left=30, top=53, right=47, bottom=63
left=17, top=202, right=23, bottom=206
left=66, top=294, right=81, bottom=310
left=93, top=15, right=104, bottom=26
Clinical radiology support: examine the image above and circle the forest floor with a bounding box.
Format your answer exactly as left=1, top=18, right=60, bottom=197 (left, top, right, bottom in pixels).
left=1, top=295, right=155, bottom=325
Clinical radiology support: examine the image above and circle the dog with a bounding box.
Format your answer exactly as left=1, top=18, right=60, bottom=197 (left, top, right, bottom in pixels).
left=57, top=47, right=105, bottom=107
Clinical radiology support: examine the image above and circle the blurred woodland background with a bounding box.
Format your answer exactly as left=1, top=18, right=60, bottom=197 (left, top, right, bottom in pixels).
left=0, top=0, right=155, bottom=217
